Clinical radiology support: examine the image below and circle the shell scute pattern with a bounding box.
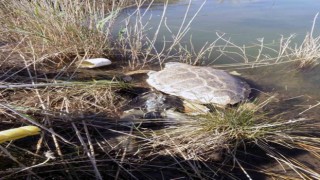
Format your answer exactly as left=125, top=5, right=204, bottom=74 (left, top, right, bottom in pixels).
left=146, top=62, right=250, bottom=105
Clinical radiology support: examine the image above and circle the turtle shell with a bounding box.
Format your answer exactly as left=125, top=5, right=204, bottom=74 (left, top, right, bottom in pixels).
left=146, top=62, right=250, bottom=106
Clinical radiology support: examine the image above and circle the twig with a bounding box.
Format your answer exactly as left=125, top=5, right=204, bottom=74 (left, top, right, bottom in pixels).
left=16, top=151, right=55, bottom=174
left=115, top=122, right=134, bottom=180
left=83, top=121, right=102, bottom=180
left=71, top=122, right=102, bottom=180
left=234, top=157, right=252, bottom=180
left=0, top=80, right=124, bottom=89
left=299, top=101, right=320, bottom=115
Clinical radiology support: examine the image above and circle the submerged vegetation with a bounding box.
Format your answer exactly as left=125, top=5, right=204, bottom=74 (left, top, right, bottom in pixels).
left=0, top=0, right=320, bottom=179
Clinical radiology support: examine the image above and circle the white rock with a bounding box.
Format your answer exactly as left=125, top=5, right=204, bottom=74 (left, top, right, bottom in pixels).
left=79, top=58, right=112, bottom=68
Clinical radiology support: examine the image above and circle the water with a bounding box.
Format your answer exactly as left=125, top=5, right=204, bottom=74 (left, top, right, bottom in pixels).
left=116, top=0, right=320, bottom=65
left=146, top=0, right=320, bottom=44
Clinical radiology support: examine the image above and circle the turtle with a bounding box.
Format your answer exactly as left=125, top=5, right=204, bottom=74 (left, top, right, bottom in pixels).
left=146, top=62, right=250, bottom=107
left=121, top=62, right=251, bottom=119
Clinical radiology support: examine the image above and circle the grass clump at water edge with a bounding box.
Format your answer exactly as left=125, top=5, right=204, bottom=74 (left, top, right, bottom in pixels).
left=147, top=99, right=320, bottom=179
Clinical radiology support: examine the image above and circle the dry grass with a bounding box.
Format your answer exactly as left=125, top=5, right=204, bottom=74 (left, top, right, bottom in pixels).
left=292, top=13, right=320, bottom=69
left=144, top=97, right=320, bottom=179
left=213, top=13, right=320, bottom=70
left=1, top=81, right=126, bottom=115
left=0, top=77, right=131, bottom=179
left=0, top=0, right=320, bottom=179
left=0, top=0, right=216, bottom=70
left=0, top=0, right=126, bottom=69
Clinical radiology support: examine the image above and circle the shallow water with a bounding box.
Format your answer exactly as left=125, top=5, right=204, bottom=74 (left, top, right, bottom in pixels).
left=145, top=0, right=320, bottom=44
